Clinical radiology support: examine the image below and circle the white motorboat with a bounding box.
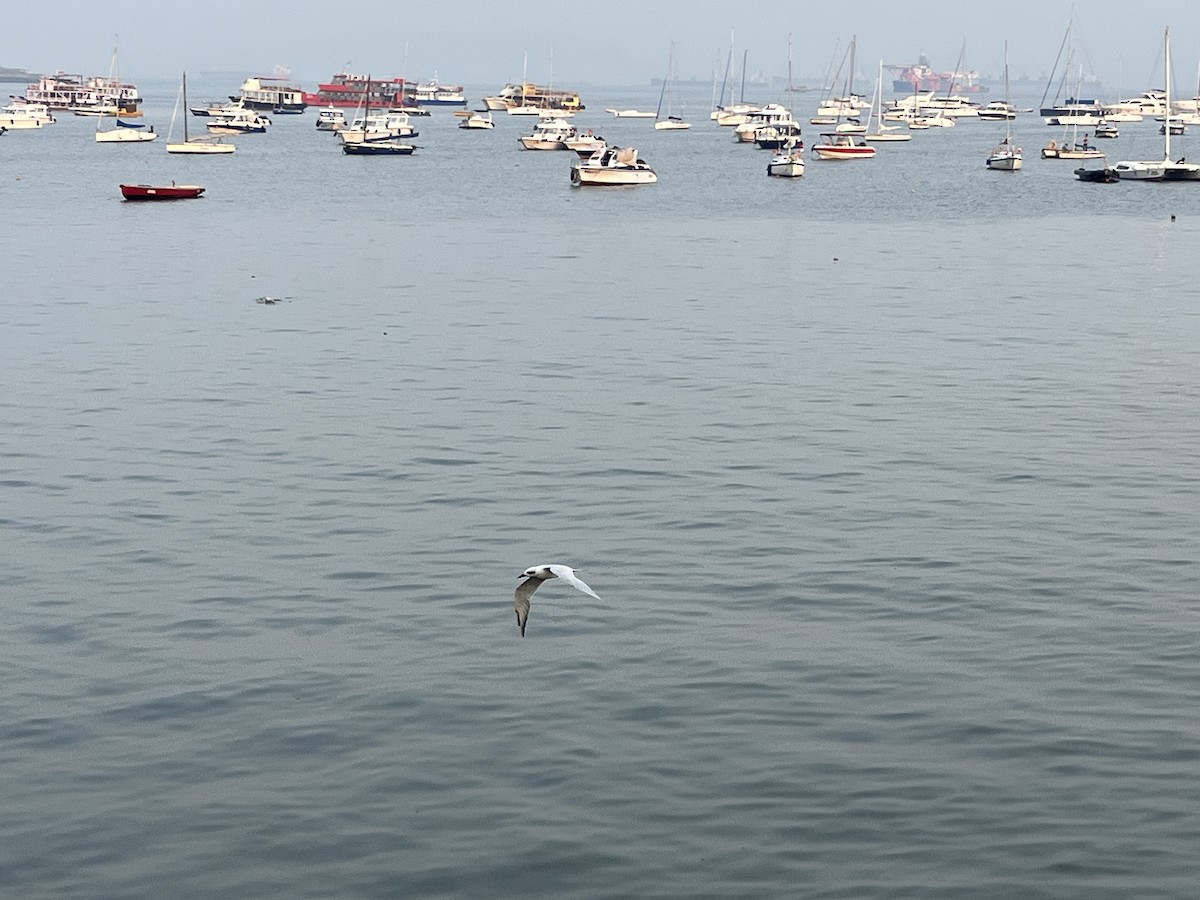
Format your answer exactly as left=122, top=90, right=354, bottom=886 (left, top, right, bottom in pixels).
left=207, top=108, right=270, bottom=135
left=458, top=111, right=494, bottom=130
left=569, top=146, right=657, bottom=185
left=563, top=129, right=605, bottom=155
left=977, top=101, right=1018, bottom=121
left=712, top=104, right=760, bottom=127
left=812, top=132, right=876, bottom=159
left=315, top=108, right=347, bottom=131
left=606, top=108, right=655, bottom=118
left=338, top=112, right=418, bottom=144
left=732, top=103, right=795, bottom=143
left=1, top=101, right=55, bottom=129
left=921, top=95, right=980, bottom=118
left=1104, top=91, right=1165, bottom=120
left=518, top=117, right=575, bottom=150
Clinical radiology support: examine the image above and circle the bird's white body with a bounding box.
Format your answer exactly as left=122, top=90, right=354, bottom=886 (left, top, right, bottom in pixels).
left=514, top=564, right=601, bottom=636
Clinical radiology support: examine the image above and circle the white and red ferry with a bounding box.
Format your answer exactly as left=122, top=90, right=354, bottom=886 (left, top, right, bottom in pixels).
left=302, top=73, right=407, bottom=109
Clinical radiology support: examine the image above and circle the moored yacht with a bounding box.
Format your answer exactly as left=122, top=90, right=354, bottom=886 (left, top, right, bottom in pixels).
left=812, top=131, right=876, bottom=159
left=518, top=117, right=576, bottom=150
left=1041, top=96, right=1105, bottom=126
left=977, top=100, right=1017, bottom=121
left=1104, top=91, right=1165, bottom=121
left=458, top=110, right=494, bottom=129
left=315, top=107, right=347, bottom=130
left=207, top=107, right=271, bottom=134
left=732, top=103, right=796, bottom=143
left=569, top=146, right=657, bottom=185
left=337, top=111, right=418, bottom=144
left=1, top=101, right=55, bottom=129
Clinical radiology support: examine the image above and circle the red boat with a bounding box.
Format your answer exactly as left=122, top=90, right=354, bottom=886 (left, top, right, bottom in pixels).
left=119, top=183, right=205, bottom=200
left=302, top=72, right=407, bottom=108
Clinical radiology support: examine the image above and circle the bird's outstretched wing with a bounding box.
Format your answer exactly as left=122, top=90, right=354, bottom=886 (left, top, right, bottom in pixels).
left=514, top=576, right=545, bottom=637
left=548, top=565, right=600, bottom=600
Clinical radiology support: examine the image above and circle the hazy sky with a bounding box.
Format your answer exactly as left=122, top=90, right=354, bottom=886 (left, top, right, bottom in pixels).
left=5, top=0, right=1200, bottom=90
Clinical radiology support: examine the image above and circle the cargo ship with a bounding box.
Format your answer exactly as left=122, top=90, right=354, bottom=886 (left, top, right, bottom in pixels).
left=886, top=54, right=987, bottom=94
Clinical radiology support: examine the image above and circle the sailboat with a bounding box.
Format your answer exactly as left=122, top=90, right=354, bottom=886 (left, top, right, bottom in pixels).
left=766, top=35, right=804, bottom=177
left=1114, top=27, right=1200, bottom=181
left=166, top=72, right=234, bottom=154
left=864, top=59, right=911, bottom=143
left=833, top=37, right=866, bottom=132
left=1042, top=63, right=1103, bottom=159
left=96, top=44, right=156, bottom=143
left=341, top=76, right=415, bottom=155
left=986, top=42, right=1022, bottom=170
left=712, top=34, right=760, bottom=126
left=812, top=44, right=877, bottom=163
left=654, top=42, right=690, bottom=130
left=814, top=37, right=868, bottom=127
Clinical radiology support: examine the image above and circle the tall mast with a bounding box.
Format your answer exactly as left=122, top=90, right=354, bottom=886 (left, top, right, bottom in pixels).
left=1164, top=27, right=1172, bottom=162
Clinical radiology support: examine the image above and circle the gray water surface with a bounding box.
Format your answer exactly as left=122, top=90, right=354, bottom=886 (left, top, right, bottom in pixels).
left=3, top=87, right=1200, bottom=898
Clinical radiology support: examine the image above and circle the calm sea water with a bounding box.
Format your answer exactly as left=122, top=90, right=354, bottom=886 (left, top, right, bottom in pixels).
left=3, top=81, right=1200, bottom=899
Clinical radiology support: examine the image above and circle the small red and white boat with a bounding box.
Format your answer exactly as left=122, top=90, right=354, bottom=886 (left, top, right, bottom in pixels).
left=811, top=132, right=876, bottom=160
left=119, top=183, right=205, bottom=201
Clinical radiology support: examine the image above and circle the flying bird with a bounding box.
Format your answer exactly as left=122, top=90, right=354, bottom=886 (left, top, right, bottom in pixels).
left=514, top=564, right=601, bottom=637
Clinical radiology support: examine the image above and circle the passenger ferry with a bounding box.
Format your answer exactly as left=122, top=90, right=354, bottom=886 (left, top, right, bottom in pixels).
left=406, top=77, right=467, bottom=107
left=24, top=71, right=142, bottom=115
left=482, top=82, right=584, bottom=113
left=231, top=76, right=306, bottom=113
left=302, top=72, right=407, bottom=108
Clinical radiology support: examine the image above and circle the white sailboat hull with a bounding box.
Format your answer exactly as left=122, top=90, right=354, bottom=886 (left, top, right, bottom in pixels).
left=166, top=140, right=235, bottom=154
left=96, top=127, right=156, bottom=142
left=1113, top=161, right=1165, bottom=180
left=986, top=153, right=1022, bottom=170
left=766, top=159, right=805, bottom=177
